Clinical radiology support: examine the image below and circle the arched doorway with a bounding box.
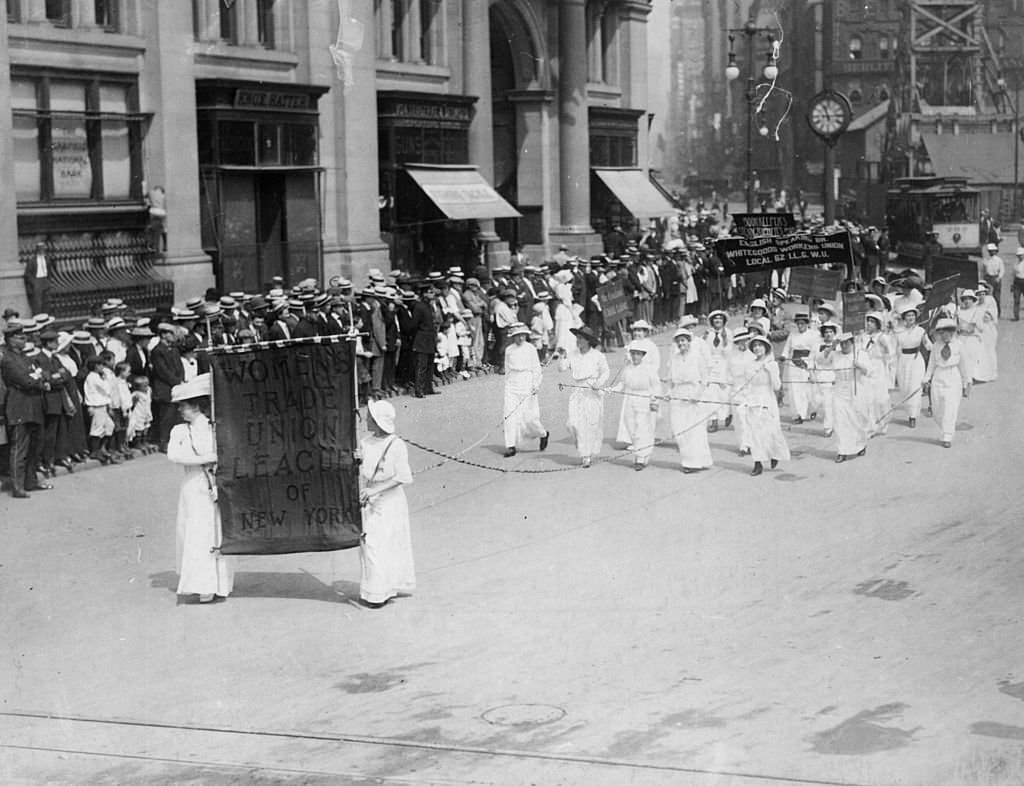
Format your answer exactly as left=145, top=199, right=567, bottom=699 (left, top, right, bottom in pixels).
left=489, top=2, right=545, bottom=253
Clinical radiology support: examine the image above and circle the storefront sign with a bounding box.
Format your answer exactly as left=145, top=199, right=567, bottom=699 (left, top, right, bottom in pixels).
left=732, top=213, right=797, bottom=238
left=715, top=231, right=854, bottom=274
left=235, top=89, right=312, bottom=111
left=210, top=340, right=362, bottom=555
left=787, top=266, right=843, bottom=301
left=597, top=279, right=632, bottom=326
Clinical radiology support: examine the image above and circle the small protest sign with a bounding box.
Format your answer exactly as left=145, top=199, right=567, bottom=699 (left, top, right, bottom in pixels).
left=597, top=278, right=632, bottom=326
left=787, top=267, right=843, bottom=301
left=210, top=338, right=362, bottom=555
left=732, top=213, right=797, bottom=238
left=842, top=291, right=870, bottom=334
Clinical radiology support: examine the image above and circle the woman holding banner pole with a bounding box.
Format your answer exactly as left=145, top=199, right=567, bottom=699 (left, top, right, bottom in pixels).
left=168, top=373, right=234, bottom=603
left=358, top=399, right=415, bottom=608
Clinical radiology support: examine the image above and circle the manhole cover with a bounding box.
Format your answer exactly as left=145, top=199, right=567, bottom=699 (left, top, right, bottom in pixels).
left=481, top=704, right=566, bottom=727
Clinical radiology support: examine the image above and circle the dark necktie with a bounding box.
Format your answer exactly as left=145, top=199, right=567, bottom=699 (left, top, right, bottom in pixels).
left=714, top=334, right=721, bottom=348
left=866, top=337, right=874, bottom=349
left=941, top=343, right=951, bottom=360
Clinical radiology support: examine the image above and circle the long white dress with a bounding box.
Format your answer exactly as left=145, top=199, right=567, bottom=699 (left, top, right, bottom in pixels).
left=957, top=305, right=990, bottom=382
left=615, top=338, right=660, bottom=445
left=359, top=434, right=416, bottom=604
left=810, top=342, right=836, bottom=433
left=613, top=363, right=662, bottom=462
left=168, top=414, right=234, bottom=597
left=895, top=325, right=929, bottom=419
left=667, top=347, right=713, bottom=469
left=830, top=350, right=872, bottom=456
left=561, top=348, right=610, bottom=458
left=727, top=346, right=757, bottom=453
left=980, top=294, right=999, bottom=381
left=780, top=326, right=819, bottom=419
left=744, top=358, right=791, bottom=463
left=503, top=342, right=547, bottom=448
left=924, top=339, right=971, bottom=442
left=703, top=328, right=733, bottom=422
left=857, top=331, right=894, bottom=435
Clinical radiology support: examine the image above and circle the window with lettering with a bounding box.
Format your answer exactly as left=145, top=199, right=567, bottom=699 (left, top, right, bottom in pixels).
left=11, top=72, right=144, bottom=204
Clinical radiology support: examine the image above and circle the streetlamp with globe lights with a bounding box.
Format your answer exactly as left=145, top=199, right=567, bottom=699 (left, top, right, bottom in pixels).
left=726, top=20, right=781, bottom=212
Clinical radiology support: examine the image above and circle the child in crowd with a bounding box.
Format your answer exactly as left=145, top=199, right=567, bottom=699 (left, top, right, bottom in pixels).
left=455, top=310, right=473, bottom=378
left=127, top=375, right=155, bottom=453
left=112, top=361, right=134, bottom=459
left=83, top=355, right=117, bottom=464
left=435, top=314, right=453, bottom=383
left=531, top=300, right=553, bottom=363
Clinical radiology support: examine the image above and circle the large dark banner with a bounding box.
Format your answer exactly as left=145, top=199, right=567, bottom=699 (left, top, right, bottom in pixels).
left=715, top=231, right=853, bottom=274
left=209, top=339, right=362, bottom=555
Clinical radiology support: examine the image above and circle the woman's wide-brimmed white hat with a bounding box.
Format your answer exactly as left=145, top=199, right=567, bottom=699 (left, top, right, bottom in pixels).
left=367, top=399, right=396, bottom=434
left=672, top=327, right=693, bottom=340
left=749, top=335, right=772, bottom=351
left=507, top=322, right=531, bottom=338
left=625, top=340, right=649, bottom=354
left=629, top=319, right=653, bottom=332
left=935, top=317, right=957, bottom=332
left=171, top=372, right=211, bottom=402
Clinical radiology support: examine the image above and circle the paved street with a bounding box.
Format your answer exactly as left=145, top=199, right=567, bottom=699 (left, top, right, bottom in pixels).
left=2, top=314, right=1024, bottom=785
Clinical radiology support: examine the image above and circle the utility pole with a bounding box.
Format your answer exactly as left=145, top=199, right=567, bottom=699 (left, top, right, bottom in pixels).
left=822, top=0, right=835, bottom=224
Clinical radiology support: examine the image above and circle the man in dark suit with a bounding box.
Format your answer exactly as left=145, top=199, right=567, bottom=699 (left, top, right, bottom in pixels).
left=126, top=326, right=153, bottom=378
left=150, top=322, right=184, bottom=452
left=395, top=291, right=417, bottom=390
left=410, top=284, right=439, bottom=397
left=1, top=320, right=48, bottom=497
left=36, top=329, right=73, bottom=475
left=22, top=242, right=52, bottom=315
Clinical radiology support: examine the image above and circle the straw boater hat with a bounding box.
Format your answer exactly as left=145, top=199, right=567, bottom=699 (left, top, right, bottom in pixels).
left=864, top=293, right=885, bottom=310
left=570, top=325, right=601, bottom=347
left=935, top=317, right=957, bottom=332
left=630, top=319, right=654, bottom=332
left=837, top=331, right=855, bottom=344
left=672, top=327, right=693, bottom=340
left=507, top=322, right=531, bottom=338
left=960, top=289, right=977, bottom=301
left=171, top=372, right=211, bottom=403
left=901, top=307, right=920, bottom=318
left=865, top=311, right=884, bottom=326
left=794, top=312, right=810, bottom=323
left=820, top=321, right=840, bottom=333
left=708, top=309, right=728, bottom=323
left=749, top=335, right=772, bottom=352
left=749, top=298, right=768, bottom=311
left=731, top=329, right=751, bottom=343
left=625, top=340, right=648, bottom=354
left=71, top=329, right=94, bottom=345
left=367, top=399, right=396, bottom=434
left=3, top=318, right=27, bottom=336
left=817, top=302, right=836, bottom=316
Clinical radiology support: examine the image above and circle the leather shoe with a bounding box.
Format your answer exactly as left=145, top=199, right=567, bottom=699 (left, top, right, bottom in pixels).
left=834, top=454, right=846, bottom=464
left=770, top=459, right=778, bottom=469
left=941, top=440, right=951, bottom=448
left=11, top=490, right=30, bottom=499
left=856, top=447, right=866, bottom=457
left=58, top=459, right=74, bottom=473
left=539, top=431, right=549, bottom=452
left=503, top=447, right=517, bottom=458
left=908, top=418, right=916, bottom=428
left=750, top=462, right=763, bottom=476
left=27, top=483, right=53, bottom=491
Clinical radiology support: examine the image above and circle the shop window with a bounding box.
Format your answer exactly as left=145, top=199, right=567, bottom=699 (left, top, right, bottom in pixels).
left=258, top=123, right=281, bottom=165
left=95, top=0, right=119, bottom=31
left=12, top=73, right=144, bottom=204
left=45, top=0, right=71, bottom=26
left=213, top=119, right=318, bottom=167
left=879, top=36, right=889, bottom=59
left=284, top=124, right=317, bottom=166
left=257, top=0, right=275, bottom=48
left=220, top=120, right=256, bottom=165
left=849, top=35, right=863, bottom=60
left=391, top=0, right=405, bottom=61
left=7, top=0, right=19, bottom=23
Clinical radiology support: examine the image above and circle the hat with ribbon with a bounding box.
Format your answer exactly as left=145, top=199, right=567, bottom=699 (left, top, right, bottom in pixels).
left=625, top=340, right=649, bottom=354
left=507, top=322, right=531, bottom=338
left=171, top=372, right=212, bottom=403
left=3, top=318, right=27, bottom=336
left=630, top=319, right=654, bottom=332
left=569, top=325, right=601, bottom=347
left=85, top=316, right=107, bottom=330
left=72, top=329, right=96, bottom=344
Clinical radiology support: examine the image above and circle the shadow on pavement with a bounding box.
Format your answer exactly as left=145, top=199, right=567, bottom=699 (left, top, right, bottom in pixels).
left=149, top=570, right=353, bottom=604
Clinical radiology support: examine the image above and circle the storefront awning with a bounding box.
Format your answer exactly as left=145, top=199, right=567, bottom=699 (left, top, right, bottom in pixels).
left=593, top=168, right=678, bottom=218
left=405, top=165, right=521, bottom=220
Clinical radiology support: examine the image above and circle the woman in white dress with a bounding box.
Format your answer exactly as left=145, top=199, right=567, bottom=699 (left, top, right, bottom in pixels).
left=727, top=330, right=756, bottom=456
left=809, top=321, right=839, bottom=438
left=611, top=340, right=662, bottom=470
left=502, top=323, right=549, bottom=458
left=703, top=310, right=733, bottom=432
left=779, top=312, right=818, bottom=423
left=975, top=282, right=999, bottom=382
left=615, top=320, right=660, bottom=446
left=829, top=333, right=872, bottom=463
left=956, top=290, right=991, bottom=383
left=168, top=373, right=234, bottom=603
left=559, top=326, right=610, bottom=467
left=894, top=307, right=932, bottom=427
left=922, top=318, right=972, bottom=448
left=358, top=399, right=415, bottom=608
left=857, top=312, right=895, bottom=436
left=667, top=327, right=713, bottom=473
left=745, top=336, right=790, bottom=476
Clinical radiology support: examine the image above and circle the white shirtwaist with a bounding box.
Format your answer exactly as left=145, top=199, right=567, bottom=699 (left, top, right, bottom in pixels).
left=703, top=328, right=733, bottom=422
left=727, top=346, right=757, bottom=452
left=780, top=327, right=819, bottom=419
left=503, top=342, right=547, bottom=449
left=895, top=325, right=929, bottom=418
left=561, top=348, right=610, bottom=459
left=613, top=362, right=662, bottom=462
left=667, top=347, right=713, bottom=469
left=744, top=358, right=791, bottom=464
left=615, top=337, right=660, bottom=445
left=830, top=350, right=872, bottom=456
left=923, top=339, right=971, bottom=443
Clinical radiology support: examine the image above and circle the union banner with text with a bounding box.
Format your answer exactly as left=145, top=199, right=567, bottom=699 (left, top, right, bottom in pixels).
left=210, top=339, right=362, bottom=555
left=715, top=230, right=854, bottom=275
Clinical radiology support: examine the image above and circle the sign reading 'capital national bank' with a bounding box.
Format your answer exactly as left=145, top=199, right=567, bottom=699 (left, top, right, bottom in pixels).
left=714, top=231, right=854, bottom=274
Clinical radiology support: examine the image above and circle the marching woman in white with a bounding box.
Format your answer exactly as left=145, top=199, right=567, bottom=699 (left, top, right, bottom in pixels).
left=976, top=281, right=999, bottom=382
left=780, top=312, right=819, bottom=424
left=829, top=332, right=873, bottom=463
left=502, top=323, right=549, bottom=458
left=809, top=321, right=840, bottom=438
left=745, top=335, right=791, bottom=476
left=667, top=327, right=713, bottom=473
left=703, top=310, right=733, bottom=432
left=727, top=329, right=756, bottom=456
left=167, top=373, right=234, bottom=603
left=615, top=319, right=660, bottom=446
left=559, top=325, right=610, bottom=468
left=857, top=312, right=895, bottom=436
left=745, top=298, right=771, bottom=337
left=922, top=318, right=972, bottom=448
left=611, top=341, right=662, bottom=470
left=956, top=290, right=990, bottom=383
left=358, top=399, right=415, bottom=608
left=894, top=307, right=932, bottom=427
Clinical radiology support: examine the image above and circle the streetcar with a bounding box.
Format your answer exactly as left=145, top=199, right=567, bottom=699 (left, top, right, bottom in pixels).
left=885, top=176, right=980, bottom=283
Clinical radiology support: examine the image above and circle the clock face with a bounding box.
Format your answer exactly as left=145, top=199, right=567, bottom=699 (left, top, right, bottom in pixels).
left=807, top=90, right=852, bottom=142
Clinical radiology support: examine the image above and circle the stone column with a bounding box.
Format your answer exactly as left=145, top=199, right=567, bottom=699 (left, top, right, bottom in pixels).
left=0, top=10, right=28, bottom=315
left=552, top=0, right=602, bottom=257
left=23, top=0, right=46, bottom=24
left=311, top=0, right=389, bottom=285
left=463, top=0, right=507, bottom=268
left=141, top=0, right=214, bottom=298
left=621, top=1, right=651, bottom=170
left=73, top=0, right=97, bottom=28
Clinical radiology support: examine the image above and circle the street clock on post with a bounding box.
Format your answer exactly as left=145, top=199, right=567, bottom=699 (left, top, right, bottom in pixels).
left=806, top=89, right=853, bottom=147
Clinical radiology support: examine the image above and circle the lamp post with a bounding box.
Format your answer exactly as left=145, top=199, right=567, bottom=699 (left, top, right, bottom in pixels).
left=725, top=20, right=779, bottom=213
